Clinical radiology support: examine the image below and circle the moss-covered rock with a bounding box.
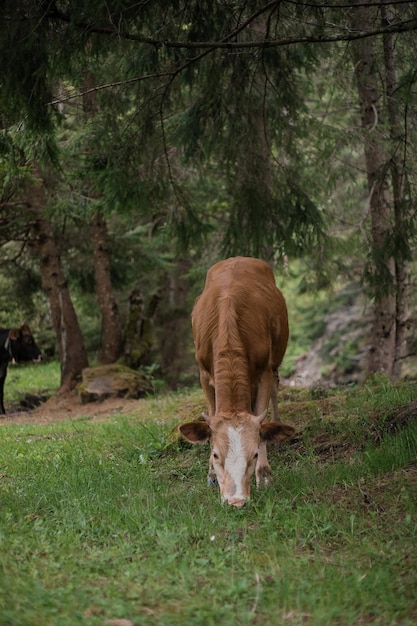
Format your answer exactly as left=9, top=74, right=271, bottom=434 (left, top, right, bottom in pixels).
left=78, top=364, right=154, bottom=404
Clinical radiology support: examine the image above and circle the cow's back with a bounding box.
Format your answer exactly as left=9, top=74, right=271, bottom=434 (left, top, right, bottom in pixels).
left=184, top=257, right=294, bottom=505
left=192, top=257, right=288, bottom=373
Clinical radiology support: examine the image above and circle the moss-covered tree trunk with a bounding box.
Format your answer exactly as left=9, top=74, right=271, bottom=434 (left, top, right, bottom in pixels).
left=157, top=257, right=194, bottom=388
left=124, top=288, right=160, bottom=369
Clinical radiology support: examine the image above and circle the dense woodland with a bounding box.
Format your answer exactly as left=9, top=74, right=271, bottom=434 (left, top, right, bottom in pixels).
left=1, top=0, right=417, bottom=392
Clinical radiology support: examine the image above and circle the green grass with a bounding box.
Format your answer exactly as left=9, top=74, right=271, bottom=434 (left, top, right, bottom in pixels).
left=1, top=374, right=417, bottom=625
left=3, top=361, right=60, bottom=409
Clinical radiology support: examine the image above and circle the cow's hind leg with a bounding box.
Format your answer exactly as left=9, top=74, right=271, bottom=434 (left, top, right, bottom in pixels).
left=269, top=368, right=281, bottom=423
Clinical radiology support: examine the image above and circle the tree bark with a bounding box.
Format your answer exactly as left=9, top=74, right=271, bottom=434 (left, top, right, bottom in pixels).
left=82, top=68, right=124, bottom=364
left=351, top=2, right=397, bottom=377
left=382, top=7, right=410, bottom=378
left=124, top=288, right=160, bottom=370
left=158, top=257, right=194, bottom=388
left=90, top=211, right=124, bottom=363
left=28, top=169, right=89, bottom=391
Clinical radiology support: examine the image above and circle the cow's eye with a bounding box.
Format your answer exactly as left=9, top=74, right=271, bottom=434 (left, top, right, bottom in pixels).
left=254, top=452, right=259, bottom=460
left=213, top=452, right=219, bottom=461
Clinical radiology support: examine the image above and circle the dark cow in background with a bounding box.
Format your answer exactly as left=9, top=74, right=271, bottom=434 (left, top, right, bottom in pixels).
left=0, top=324, right=41, bottom=414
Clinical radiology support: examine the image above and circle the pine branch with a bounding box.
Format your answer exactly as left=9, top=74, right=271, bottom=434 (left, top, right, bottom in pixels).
left=47, top=3, right=417, bottom=51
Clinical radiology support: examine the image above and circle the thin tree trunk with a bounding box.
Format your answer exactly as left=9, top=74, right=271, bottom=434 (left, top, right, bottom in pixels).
left=351, top=1, right=397, bottom=378
left=90, top=211, right=123, bottom=363
left=28, top=169, right=89, bottom=391
left=158, top=258, right=193, bottom=388
left=82, top=69, right=124, bottom=364
left=382, top=7, right=410, bottom=378
left=124, top=288, right=160, bottom=369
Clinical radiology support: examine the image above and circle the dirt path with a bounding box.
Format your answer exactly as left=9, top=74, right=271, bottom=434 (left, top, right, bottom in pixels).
left=0, top=392, right=145, bottom=426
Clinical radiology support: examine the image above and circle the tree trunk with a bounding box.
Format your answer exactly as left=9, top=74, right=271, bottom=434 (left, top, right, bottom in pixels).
left=157, top=258, right=194, bottom=388
left=82, top=69, right=124, bottom=364
left=28, top=169, right=89, bottom=391
left=351, top=2, right=397, bottom=378
left=90, top=211, right=124, bottom=363
left=382, top=7, right=410, bottom=378
left=124, top=288, right=160, bottom=369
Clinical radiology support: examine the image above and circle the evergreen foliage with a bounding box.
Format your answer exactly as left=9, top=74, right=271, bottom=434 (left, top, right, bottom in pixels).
left=1, top=1, right=417, bottom=382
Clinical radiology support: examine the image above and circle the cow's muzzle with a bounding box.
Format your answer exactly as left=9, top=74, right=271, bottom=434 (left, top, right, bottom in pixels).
left=226, top=496, right=247, bottom=508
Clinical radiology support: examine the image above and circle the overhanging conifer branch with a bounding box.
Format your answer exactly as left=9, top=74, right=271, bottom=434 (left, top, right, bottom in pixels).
left=49, top=3, right=417, bottom=51
left=48, top=10, right=417, bottom=108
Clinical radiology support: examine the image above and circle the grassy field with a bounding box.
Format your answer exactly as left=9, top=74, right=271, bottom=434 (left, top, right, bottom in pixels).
left=0, top=364, right=417, bottom=625
left=2, top=361, right=60, bottom=409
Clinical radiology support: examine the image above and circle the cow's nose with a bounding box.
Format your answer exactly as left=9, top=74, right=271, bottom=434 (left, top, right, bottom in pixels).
left=227, top=497, right=246, bottom=508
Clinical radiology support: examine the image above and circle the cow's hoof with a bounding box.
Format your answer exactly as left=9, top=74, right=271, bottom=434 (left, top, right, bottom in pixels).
left=256, top=466, right=273, bottom=488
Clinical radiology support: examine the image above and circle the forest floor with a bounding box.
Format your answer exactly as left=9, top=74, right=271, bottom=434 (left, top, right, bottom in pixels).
left=0, top=392, right=145, bottom=425
left=3, top=381, right=417, bottom=470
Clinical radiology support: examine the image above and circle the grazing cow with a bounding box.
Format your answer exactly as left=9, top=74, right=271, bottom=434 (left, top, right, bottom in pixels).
left=0, top=324, right=42, bottom=415
left=179, top=257, right=295, bottom=507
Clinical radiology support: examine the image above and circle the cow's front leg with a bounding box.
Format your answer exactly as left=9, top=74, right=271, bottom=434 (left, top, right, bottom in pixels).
left=207, top=463, right=218, bottom=487
left=254, top=370, right=273, bottom=486
left=255, top=441, right=272, bottom=487
left=0, top=372, right=6, bottom=415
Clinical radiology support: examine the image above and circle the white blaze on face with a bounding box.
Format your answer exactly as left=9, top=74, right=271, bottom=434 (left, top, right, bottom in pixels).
left=224, top=426, right=247, bottom=499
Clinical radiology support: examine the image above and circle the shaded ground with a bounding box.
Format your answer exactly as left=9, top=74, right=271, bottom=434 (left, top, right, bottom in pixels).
left=0, top=384, right=341, bottom=432
left=0, top=392, right=146, bottom=425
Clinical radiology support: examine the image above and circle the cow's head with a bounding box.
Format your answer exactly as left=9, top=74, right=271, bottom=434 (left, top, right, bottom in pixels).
left=179, top=412, right=295, bottom=508
left=8, top=324, right=42, bottom=363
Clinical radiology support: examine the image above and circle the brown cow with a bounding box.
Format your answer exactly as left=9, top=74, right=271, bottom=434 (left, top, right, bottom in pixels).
left=179, top=257, right=295, bottom=507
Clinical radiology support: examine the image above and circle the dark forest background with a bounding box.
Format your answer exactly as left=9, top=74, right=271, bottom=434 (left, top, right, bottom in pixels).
left=1, top=0, right=417, bottom=392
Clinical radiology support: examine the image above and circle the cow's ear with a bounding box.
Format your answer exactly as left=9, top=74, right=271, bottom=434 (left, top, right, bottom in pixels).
left=179, top=421, right=211, bottom=444
left=9, top=329, right=19, bottom=340
left=260, top=422, right=295, bottom=443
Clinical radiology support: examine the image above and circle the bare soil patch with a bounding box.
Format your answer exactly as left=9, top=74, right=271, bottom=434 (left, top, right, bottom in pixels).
left=0, top=392, right=145, bottom=425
